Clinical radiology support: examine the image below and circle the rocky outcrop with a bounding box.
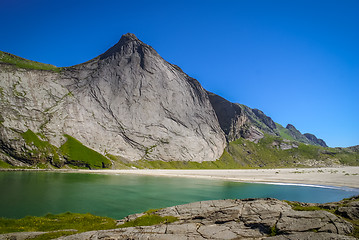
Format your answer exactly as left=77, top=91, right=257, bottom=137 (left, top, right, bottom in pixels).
left=304, top=133, right=328, bottom=147
left=207, top=92, right=279, bottom=143
left=206, top=92, right=248, bottom=142
left=286, top=124, right=311, bottom=144
left=56, top=198, right=357, bottom=240
left=252, top=108, right=277, bottom=130
left=206, top=91, right=328, bottom=148
left=286, top=124, right=328, bottom=147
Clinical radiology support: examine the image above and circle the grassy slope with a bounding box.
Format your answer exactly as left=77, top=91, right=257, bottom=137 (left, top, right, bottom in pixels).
left=0, top=130, right=112, bottom=170
left=275, top=123, right=295, bottom=141
left=21, top=130, right=61, bottom=167
left=0, top=51, right=61, bottom=72
left=219, top=136, right=358, bottom=168
left=0, top=160, right=14, bottom=168
left=60, top=134, right=111, bottom=169
left=126, top=135, right=359, bottom=169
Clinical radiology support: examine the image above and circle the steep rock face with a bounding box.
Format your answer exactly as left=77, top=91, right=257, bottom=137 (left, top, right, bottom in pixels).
left=252, top=108, right=277, bottom=130
left=0, top=64, right=71, bottom=166
left=61, top=33, right=226, bottom=162
left=0, top=33, right=226, bottom=165
left=206, top=92, right=247, bottom=141
left=207, top=92, right=277, bottom=142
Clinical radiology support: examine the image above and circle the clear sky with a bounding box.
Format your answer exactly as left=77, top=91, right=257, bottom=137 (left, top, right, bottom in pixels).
left=1, top=0, right=358, bottom=147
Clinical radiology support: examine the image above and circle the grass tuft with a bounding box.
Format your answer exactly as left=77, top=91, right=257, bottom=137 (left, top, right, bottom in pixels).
left=118, top=214, right=178, bottom=228
left=270, top=224, right=278, bottom=236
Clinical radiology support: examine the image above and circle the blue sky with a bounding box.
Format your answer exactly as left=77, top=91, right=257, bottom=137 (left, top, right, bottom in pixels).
left=1, top=0, right=358, bottom=147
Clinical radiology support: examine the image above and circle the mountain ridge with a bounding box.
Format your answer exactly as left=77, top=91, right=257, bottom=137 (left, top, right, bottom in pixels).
left=1, top=33, right=357, bottom=169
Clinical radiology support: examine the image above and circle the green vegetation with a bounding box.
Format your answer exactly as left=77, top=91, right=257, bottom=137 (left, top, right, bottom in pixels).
left=2, top=131, right=114, bottom=170
left=105, top=154, right=131, bottom=169
left=3, top=127, right=358, bottom=169
left=222, top=135, right=359, bottom=168
left=22, top=130, right=50, bottom=149
left=60, top=134, right=111, bottom=169
left=123, top=135, right=358, bottom=169
left=0, top=160, right=14, bottom=168
left=275, top=123, right=295, bottom=141
left=118, top=213, right=178, bottom=228
left=144, top=208, right=160, bottom=214
left=0, top=212, right=116, bottom=238
left=270, top=224, right=278, bottom=236
left=285, top=201, right=327, bottom=212
left=0, top=51, right=62, bottom=72
left=0, top=210, right=177, bottom=239
left=21, top=129, right=61, bottom=167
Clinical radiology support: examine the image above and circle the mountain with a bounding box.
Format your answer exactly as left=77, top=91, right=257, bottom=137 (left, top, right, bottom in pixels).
left=0, top=33, right=356, bottom=169
left=206, top=91, right=327, bottom=147
left=0, top=33, right=226, bottom=168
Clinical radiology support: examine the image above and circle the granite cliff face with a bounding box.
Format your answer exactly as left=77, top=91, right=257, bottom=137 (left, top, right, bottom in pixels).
left=0, top=33, right=332, bottom=168
left=58, top=33, right=226, bottom=162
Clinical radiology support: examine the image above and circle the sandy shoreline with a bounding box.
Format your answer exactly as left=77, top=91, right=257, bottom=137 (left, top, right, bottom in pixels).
left=69, top=167, right=359, bottom=189
left=3, top=167, right=359, bottom=189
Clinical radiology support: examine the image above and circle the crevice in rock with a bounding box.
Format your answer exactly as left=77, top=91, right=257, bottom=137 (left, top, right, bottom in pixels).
left=195, top=224, right=206, bottom=239
left=215, top=219, right=233, bottom=224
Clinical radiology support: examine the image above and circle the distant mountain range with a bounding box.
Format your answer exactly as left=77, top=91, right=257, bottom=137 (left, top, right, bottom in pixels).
left=0, top=33, right=357, bottom=169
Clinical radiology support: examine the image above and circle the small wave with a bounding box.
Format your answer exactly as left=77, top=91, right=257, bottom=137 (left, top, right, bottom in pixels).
left=251, top=181, right=359, bottom=192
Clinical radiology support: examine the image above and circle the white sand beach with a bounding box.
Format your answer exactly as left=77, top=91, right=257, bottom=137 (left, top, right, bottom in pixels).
left=74, top=167, right=359, bottom=189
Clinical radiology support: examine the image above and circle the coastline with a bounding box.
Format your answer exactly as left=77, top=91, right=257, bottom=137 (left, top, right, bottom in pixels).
left=2, top=166, right=359, bottom=189
left=73, top=166, right=359, bottom=189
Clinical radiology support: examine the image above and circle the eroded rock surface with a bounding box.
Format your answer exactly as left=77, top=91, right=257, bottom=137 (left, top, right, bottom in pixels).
left=57, top=198, right=356, bottom=240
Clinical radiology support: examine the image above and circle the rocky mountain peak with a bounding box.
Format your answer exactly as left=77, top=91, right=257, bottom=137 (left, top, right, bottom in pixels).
left=100, top=33, right=148, bottom=60
left=304, top=133, right=328, bottom=147
left=59, top=33, right=226, bottom=163
left=285, top=124, right=327, bottom=147
left=286, top=124, right=297, bottom=131
left=122, top=32, right=139, bottom=41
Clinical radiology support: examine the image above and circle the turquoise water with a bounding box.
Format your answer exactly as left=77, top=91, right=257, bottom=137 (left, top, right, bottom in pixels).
left=0, top=171, right=358, bottom=219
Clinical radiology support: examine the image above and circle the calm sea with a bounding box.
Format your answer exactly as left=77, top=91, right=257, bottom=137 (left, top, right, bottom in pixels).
left=1, top=171, right=358, bottom=219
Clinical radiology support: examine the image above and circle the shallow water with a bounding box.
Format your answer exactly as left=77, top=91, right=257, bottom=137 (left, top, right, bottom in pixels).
left=0, top=171, right=358, bottom=219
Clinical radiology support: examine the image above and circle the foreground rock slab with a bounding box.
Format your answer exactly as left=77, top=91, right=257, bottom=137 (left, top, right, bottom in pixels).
left=58, top=198, right=357, bottom=240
